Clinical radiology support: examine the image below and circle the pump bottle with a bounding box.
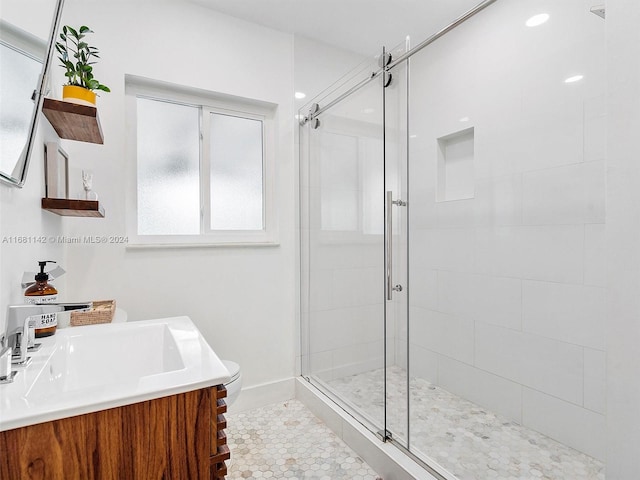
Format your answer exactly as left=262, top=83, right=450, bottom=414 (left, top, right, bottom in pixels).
left=24, top=260, right=59, bottom=337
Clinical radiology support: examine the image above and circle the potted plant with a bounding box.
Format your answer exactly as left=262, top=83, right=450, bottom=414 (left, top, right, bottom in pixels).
left=55, top=25, right=110, bottom=106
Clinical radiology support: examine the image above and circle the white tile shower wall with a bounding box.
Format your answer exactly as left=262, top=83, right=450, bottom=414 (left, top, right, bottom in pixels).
left=583, top=348, right=606, bottom=415
left=437, top=355, right=522, bottom=424
left=522, top=387, right=605, bottom=461
left=584, top=98, right=607, bottom=163
left=474, top=225, right=586, bottom=282
left=584, top=224, right=606, bottom=287
left=606, top=0, right=640, bottom=476
left=407, top=0, right=606, bottom=458
left=522, top=161, right=605, bottom=225
left=522, top=281, right=605, bottom=350
left=473, top=174, right=523, bottom=226
left=436, top=270, right=522, bottom=330
left=410, top=306, right=474, bottom=365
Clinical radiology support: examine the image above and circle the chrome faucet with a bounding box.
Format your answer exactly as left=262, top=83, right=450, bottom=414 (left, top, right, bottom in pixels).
left=2, top=302, right=92, bottom=366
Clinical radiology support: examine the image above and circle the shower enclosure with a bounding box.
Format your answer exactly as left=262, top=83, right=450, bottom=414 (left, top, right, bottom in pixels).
left=300, top=1, right=606, bottom=478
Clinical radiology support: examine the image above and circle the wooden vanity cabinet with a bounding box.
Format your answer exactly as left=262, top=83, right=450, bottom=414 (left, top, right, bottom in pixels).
left=0, top=386, right=228, bottom=479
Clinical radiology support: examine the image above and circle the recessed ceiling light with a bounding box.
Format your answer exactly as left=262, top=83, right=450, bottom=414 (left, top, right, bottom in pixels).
left=526, top=13, right=550, bottom=27
left=410, top=134, right=417, bottom=138
left=295, top=92, right=306, bottom=99
left=564, top=74, right=584, bottom=83
left=459, top=116, right=470, bottom=122
left=363, top=108, right=375, bottom=114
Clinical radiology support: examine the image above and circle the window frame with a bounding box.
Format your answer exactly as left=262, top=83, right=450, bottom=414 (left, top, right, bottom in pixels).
left=125, top=75, right=277, bottom=247
left=202, top=108, right=266, bottom=234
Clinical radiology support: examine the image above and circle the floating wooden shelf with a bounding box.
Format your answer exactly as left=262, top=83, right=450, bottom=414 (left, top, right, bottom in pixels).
left=42, top=98, right=104, bottom=144
left=41, top=198, right=105, bottom=218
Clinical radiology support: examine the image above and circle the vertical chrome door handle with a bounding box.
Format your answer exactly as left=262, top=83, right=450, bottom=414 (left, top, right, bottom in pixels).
left=386, top=192, right=406, bottom=300
left=386, top=191, right=393, bottom=301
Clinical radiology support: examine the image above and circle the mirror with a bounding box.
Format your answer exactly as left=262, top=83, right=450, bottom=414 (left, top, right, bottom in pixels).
left=0, top=0, right=65, bottom=187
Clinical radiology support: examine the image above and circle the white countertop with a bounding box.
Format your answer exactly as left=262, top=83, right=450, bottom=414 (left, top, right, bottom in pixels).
left=0, top=316, right=230, bottom=432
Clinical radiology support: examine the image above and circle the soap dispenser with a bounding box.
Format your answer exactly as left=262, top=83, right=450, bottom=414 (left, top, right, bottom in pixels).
left=24, top=260, right=59, bottom=337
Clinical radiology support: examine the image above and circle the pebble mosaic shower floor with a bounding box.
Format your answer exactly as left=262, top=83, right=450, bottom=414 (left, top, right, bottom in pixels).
left=327, top=366, right=605, bottom=480
left=226, top=399, right=381, bottom=480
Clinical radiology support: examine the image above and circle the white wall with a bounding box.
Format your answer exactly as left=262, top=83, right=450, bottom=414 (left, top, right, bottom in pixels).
left=293, top=35, right=370, bottom=112
left=52, top=1, right=297, bottom=393
left=0, top=121, right=67, bottom=334
left=406, top=0, right=606, bottom=460
left=0, top=2, right=67, bottom=333
left=606, top=0, right=640, bottom=477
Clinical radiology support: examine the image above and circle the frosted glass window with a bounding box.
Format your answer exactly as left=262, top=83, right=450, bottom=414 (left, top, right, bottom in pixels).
left=137, top=98, right=200, bottom=235
left=0, top=43, right=42, bottom=174
left=209, top=113, right=264, bottom=230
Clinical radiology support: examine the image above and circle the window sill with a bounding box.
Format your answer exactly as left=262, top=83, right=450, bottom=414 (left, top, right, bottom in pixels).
left=125, top=241, right=280, bottom=250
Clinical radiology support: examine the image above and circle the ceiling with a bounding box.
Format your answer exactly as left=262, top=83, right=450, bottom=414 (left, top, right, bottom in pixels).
left=190, top=0, right=484, bottom=55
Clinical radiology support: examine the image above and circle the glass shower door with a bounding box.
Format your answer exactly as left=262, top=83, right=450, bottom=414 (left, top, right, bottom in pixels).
left=382, top=43, right=410, bottom=449
left=301, top=66, right=387, bottom=435
left=300, top=44, right=412, bottom=447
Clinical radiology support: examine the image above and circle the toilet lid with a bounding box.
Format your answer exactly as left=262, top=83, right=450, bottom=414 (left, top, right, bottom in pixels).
left=222, top=360, right=241, bottom=382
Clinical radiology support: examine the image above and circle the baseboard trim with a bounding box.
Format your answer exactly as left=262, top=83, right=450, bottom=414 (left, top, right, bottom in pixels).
left=229, top=377, right=296, bottom=413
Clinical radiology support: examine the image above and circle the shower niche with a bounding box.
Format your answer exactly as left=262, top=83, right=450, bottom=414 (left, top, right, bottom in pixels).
left=436, top=126, right=475, bottom=202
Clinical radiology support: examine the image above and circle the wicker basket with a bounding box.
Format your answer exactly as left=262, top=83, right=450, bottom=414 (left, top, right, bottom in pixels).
left=70, top=300, right=116, bottom=326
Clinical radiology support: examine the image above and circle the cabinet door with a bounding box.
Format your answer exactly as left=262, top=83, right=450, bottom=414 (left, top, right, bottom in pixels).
left=0, top=389, right=212, bottom=479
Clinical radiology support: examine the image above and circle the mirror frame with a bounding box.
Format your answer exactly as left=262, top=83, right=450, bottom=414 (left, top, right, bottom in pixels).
left=0, top=0, right=65, bottom=188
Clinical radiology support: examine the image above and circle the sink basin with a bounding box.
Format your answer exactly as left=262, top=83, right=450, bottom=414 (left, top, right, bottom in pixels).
left=26, top=322, right=184, bottom=398
left=0, top=316, right=230, bottom=431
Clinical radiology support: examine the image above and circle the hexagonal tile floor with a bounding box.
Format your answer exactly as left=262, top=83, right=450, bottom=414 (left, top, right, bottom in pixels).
left=226, top=399, right=381, bottom=479
left=327, top=366, right=605, bottom=480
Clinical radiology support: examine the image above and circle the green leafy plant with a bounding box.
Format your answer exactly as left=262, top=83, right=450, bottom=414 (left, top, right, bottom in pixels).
left=55, top=25, right=110, bottom=93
